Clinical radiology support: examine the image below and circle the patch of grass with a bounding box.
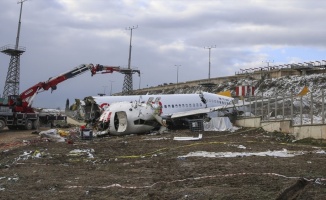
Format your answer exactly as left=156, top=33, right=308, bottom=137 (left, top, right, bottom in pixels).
left=294, top=137, right=326, bottom=147
left=269, top=131, right=296, bottom=143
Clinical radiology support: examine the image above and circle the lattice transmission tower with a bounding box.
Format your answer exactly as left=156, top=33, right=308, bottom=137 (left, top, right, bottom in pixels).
left=1, top=0, right=27, bottom=98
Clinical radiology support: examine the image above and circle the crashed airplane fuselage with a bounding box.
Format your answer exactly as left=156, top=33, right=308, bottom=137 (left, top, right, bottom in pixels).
left=69, top=92, right=236, bottom=135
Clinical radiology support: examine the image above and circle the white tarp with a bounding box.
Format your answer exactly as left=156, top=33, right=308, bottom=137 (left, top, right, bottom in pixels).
left=203, top=117, right=236, bottom=131
left=39, top=129, right=65, bottom=142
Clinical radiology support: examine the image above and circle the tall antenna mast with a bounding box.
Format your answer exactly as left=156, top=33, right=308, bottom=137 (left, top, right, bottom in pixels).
left=15, top=0, right=27, bottom=50
left=122, top=25, right=138, bottom=95
left=127, top=25, right=138, bottom=70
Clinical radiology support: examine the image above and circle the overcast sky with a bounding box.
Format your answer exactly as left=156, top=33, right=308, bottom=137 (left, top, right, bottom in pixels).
left=1, top=0, right=326, bottom=109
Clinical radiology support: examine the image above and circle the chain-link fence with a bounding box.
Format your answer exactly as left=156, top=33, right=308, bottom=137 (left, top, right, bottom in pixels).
left=245, top=91, right=326, bottom=125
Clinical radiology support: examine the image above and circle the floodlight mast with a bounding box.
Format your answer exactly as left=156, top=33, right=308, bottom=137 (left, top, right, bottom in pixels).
left=174, top=65, right=181, bottom=86
left=262, top=60, right=274, bottom=68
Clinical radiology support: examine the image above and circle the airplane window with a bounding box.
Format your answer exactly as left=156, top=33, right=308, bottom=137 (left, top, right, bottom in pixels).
left=168, top=105, right=171, bottom=108
left=164, top=105, right=167, bottom=108
left=182, top=104, right=185, bottom=107
left=186, top=104, right=188, bottom=107
left=200, top=103, right=202, bottom=106
left=172, top=105, right=174, bottom=108
left=189, top=104, right=192, bottom=107
left=193, top=103, right=195, bottom=107
left=179, top=104, right=181, bottom=107
left=196, top=103, right=199, bottom=107
left=175, top=104, right=178, bottom=108
left=214, top=100, right=217, bottom=103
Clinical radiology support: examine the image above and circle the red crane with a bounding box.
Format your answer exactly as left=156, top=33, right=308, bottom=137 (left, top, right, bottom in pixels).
left=5, top=63, right=127, bottom=113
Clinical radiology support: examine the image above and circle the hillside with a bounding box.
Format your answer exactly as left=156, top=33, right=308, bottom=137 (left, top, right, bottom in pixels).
left=135, top=73, right=326, bottom=98
left=132, top=73, right=326, bottom=125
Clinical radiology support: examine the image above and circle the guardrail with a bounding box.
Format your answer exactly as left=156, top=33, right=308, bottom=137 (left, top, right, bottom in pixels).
left=245, top=91, right=326, bottom=125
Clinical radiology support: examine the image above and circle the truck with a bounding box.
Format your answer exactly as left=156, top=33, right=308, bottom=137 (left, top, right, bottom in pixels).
left=0, top=63, right=131, bottom=130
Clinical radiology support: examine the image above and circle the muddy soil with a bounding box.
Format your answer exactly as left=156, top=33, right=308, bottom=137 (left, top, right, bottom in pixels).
left=1, top=127, right=326, bottom=200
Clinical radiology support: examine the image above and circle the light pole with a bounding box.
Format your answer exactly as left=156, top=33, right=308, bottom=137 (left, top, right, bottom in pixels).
left=102, top=86, right=108, bottom=95
left=262, top=60, right=274, bottom=69
left=108, top=81, right=114, bottom=95
left=139, top=73, right=143, bottom=89
left=204, top=45, right=216, bottom=80
left=174, top=65, right=181, bottom=85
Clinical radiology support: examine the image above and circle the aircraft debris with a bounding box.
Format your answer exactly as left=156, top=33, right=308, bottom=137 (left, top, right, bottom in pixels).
left=173, top=134, right=203, bottom=141
left=68, top=149, right=95, bottom=158
left=39, top=129, right=66, bottom=142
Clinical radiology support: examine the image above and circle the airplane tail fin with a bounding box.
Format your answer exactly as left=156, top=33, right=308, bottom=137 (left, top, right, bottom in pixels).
left=217, top=90, right=232, bottom=97
left=297, top=86, right=309, bottom=96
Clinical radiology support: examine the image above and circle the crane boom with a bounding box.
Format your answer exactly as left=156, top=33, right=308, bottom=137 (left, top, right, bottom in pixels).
left=11, top=63, right=121, bottom=112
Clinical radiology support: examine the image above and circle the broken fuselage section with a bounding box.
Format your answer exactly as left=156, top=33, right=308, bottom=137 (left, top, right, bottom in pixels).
left=68, top=97, right=161, bottom=135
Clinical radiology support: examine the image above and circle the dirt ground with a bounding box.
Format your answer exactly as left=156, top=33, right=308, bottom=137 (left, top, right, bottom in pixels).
left=1, top=126, right=326, bottom=200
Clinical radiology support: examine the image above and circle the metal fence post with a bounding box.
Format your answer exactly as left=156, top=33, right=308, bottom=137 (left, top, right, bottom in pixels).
left=261, top=92, right=264, bottom=119
left=282, top=93, right=285, bottom=120
left=275, top=95, right=277, bottom=120
left=300, top=96, right=303, bottom=125
left=267, top=96, right=270, bottom=120
left=310, top=92, right=313, bottom=125
left=322, top=90, right=325, bottom=124
left=255, top=95, right=257, bottom=116
left=249, top=96, right=252, bottom=116
left=291, top=93, right=293, bottom=123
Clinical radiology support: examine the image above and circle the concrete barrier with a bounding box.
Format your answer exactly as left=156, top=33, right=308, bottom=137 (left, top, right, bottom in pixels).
left=292, top=125, right=326, bottom=140
left=235, top=117, right=326, bottom=140
left=234, top=117, right=261, bottom=128
left=261, top=120, right=292, bottom=133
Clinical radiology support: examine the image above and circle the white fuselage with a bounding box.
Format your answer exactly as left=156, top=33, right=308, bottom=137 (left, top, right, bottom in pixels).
left=93, top=92, right=233, bottom=117
left=80, top=92, right=233, bottom=135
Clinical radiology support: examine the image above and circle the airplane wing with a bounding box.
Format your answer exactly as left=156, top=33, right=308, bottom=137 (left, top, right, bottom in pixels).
left=170, top=101, right=252, bottom=119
